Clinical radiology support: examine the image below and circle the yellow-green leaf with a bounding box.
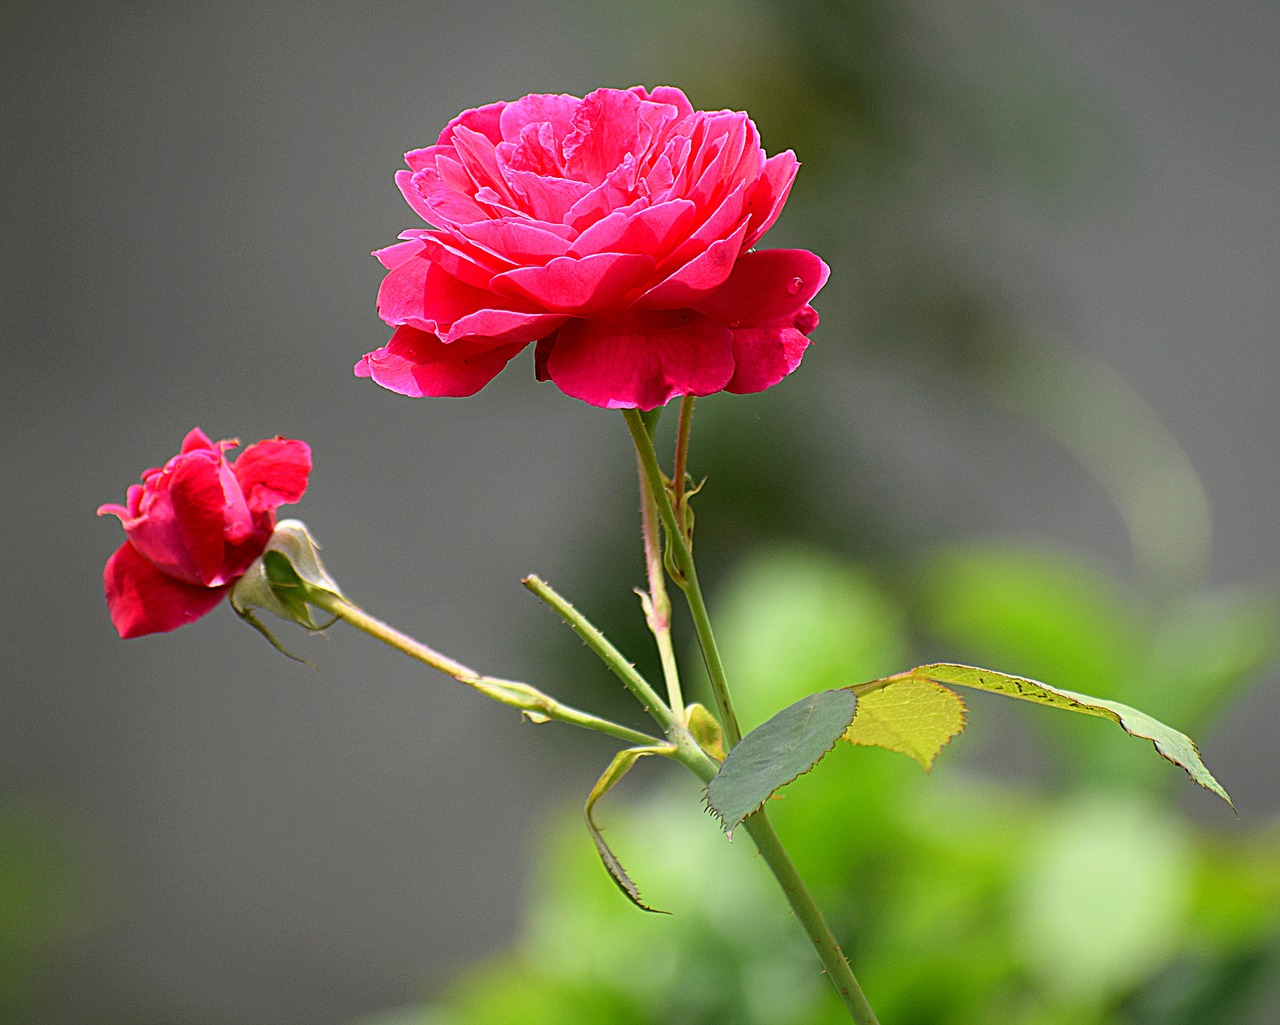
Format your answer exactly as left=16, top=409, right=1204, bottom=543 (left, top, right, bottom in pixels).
left=843, top=677, right=967, bottom=771
left=854, top=664, right=1232, bottom=806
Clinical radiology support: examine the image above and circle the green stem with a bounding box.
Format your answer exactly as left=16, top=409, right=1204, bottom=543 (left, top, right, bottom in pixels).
left=624, top=408, right=744, bottom=748
left=637, top=443, right=686, bottom=719
left=673, top=396, right=696, bottom=536
left=522, top=574, right=673, bottom=731
left=668, top=742, right=880, bottom=1025
left=741, top=814, right=881, bottom=1025
left=307, top=589, right=661, bottom=748
left=625, top=408, right=881, bottom=1024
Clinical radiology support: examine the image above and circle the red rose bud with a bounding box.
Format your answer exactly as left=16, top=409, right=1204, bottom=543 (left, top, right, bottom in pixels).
left=97, top=428, right=312, bottom=638
left=356, top=86, right=829, bottom=410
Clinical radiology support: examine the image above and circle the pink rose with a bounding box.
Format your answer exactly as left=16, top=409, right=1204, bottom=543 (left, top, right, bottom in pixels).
left=97, top=428, right=312, bottom=638
left=356, top=86, right=829, bottom=410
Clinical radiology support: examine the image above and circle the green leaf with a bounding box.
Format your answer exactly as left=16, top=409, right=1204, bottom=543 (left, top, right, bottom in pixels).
left=706, top=690, right=858, bottom=836
left=584, top=746, right=674, bottom=914
left=855, top=664, right=1232, bottom=807
left=843, top=677, right=967, bottom=771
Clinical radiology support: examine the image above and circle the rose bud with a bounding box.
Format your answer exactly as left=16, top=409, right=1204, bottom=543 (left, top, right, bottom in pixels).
left=97, top=428, right=312, bottom=638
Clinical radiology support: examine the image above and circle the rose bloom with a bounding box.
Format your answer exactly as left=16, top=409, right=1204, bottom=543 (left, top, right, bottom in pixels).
left=98, top=428, right=312, bottom=638
left=356, top=86, right=829, bottom=410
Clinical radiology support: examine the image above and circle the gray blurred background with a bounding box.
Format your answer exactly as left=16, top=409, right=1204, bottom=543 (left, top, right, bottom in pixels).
left=3, top=1, right=1277, bottom=1023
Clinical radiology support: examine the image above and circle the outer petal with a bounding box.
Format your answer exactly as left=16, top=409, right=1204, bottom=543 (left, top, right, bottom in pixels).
left=103, top=541, right=230, bottom=639
left=378, top=258, right=538, bottom=334
left=631, top=85, right=695, bottom=120
left=355, top=325, right=526, bottom=398
left=543, top=309, right=735, bottom=410
left=725, top=320, right=814, bottom=394
left=373, top=238, right=427, bottom=271
left=445, top=307, right=567, bottom=345
left=178, top=427, right=218, bottom=455
left=742, top=150, right=799, bottom=248
left=233, top=438, right=312, bottom=517
left=692, top=249, right=830, bottom=328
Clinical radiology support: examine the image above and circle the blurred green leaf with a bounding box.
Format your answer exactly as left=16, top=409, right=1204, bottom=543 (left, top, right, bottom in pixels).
left=707, top=690, right=858, bottom=835
left=921, top=543, right=1142, bottom=699
left=700, top=545, right=908, bottom=728
left=844, top=677, right=967, bottom=770
left=1013, top=796, right=1194, bottom=1001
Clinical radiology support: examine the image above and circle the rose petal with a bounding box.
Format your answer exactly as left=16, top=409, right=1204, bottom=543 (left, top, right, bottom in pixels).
left=411, top=231, right=510, bottom=290
left=459, top=218, right=572, bottom=263
left=563, top=88, right=644, bottom=185
left=633, top=216, right=750, bottom=309
left=725, top=321, right=814, bottom=394
left=117, top=450, right=230, bottom=587
left=450, top=125, right=518, bottom=207
left=632, top=85, right=695, bottom=120
left=568, top=199, right=697, bottom=259
left=379, top=258, right=538, bottom=333
left=103, top=541, right=230, bottom=639
left=179, top=427, right=218, bottom=455
left=492, top=252, right=655, bottom=315
left=498, top=93, right=581, bottom=145
left=355, top=326, right=526, bottom=398
left=543, top=309, right=735, bottom=409
left=445, top=307, right=567, bottom=345
left=373, top=239, right=427, bottom=271
left=743, top=150, right=799, bottom=248
left=692, top=249, right=830, bottom=327
left=498, top=165, right=590, bottom=223
left=233, top=438, right=313, bottom=517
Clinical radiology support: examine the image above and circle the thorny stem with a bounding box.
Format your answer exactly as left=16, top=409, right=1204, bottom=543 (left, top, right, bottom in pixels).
left=305, top=589, right=661, bottom=749
left=673, top=396, right=696, bottom=536
left=638, top=440, right=685, bottom=718
left=521, top=574, right=672, bottom=731
left=624, top=408, right=744, bottom=748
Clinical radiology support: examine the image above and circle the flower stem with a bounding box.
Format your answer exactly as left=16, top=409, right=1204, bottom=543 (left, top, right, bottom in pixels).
left=624, top=407, right=882, bottom=1025
left=666, top=736, right=881, bottom=1024
left=624, top=408, right=743, bottom=748
left=306, top=589, right=661, bottom=748
left=740, top=814, right=882, bottom=1025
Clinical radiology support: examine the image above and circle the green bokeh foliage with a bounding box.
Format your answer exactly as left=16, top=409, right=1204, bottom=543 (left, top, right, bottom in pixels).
left=362, top=543, right=1280, bottom=1025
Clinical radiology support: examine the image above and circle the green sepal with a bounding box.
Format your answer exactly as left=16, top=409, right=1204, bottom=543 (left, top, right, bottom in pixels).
left=230, top=519, right=344, bottom=657
left=584, top=745, right=677, bottom=914
left=685, top=703, right=726, bottom=763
